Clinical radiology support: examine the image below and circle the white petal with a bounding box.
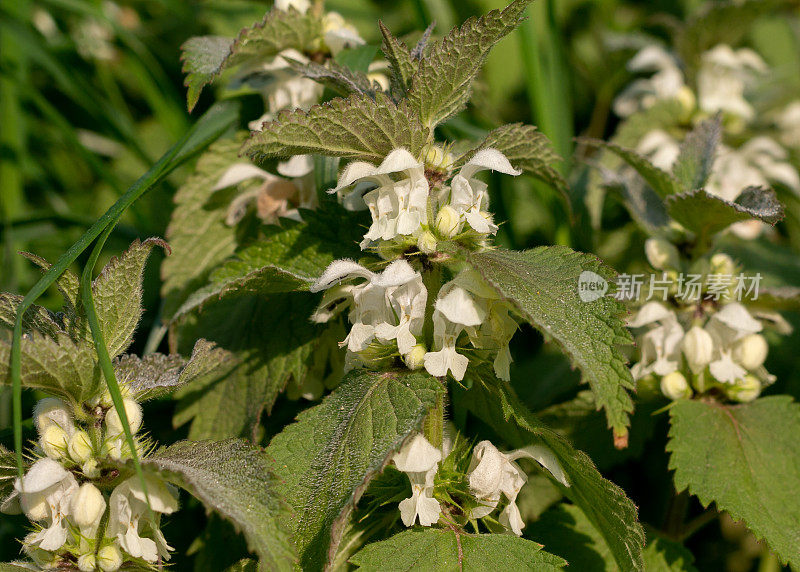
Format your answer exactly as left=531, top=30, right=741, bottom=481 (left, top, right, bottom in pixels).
left=373, top=260, right=419, bottom=288
left=710, top=352, right=747, bottom=384
left=277, top=154, right=313, bottom=178
left=311, top=259, right=374, bottom=292
left=468, top=441, right=505, bottom=498
left=499, top=501, right=525, bottom=536
left=375, top=148, right=422, bottom=176
left=435, top=286, right=485, bottom=327
left=713, top=303, right=762, bottom=334
left=460, top=148, right=521, bottom=180
left=393, top=434, right=442, bottom=473
left=335, top=160, right=379, bottom=190
left=627, top=301, right=674, bottom=328
left=213, top=163, right=272, bottom=191
left=415, top=494, right=442, bottom=527
left=19, top=459, right=70, bottom=494
left=509, top=445, right=569, bottom=487
left=126, top=475, right=179, bottom=514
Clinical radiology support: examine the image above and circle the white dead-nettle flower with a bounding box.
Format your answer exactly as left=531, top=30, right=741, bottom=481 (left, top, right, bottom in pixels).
left=71, top=482, right=107, bottom=553
left=424, top=284, right=486, bottom=381
left=696, top=45, right=766, bottom=120
left=613, top=45, right=686, bottom=117
left=311, top=259, right=426, bottom=360
left=644, top=237, right=681, bottom=271
left=6, top=458, right=79, bottom=551
left=97, top=544, right=123, bottom=572
left=393, top=434, right=442, bottom=527
left=660, top=371, right=691, bottom=400
left=467, top=441, right=567, bottom=536
left=322, top=12, right=365, bottom=55
left=445, top=149, right=521, bottom=235
left=34, top=398, right=76, bottom=460
left=335, top=149, right=430, bottom=249
left=214, top=154, right=316, bottom=226
left=107, top=474, right=178, bottom=563
left=682, top=326, right=714, bottom=374
left=627, top=302, right=684, bottom=380
left=274, top=0, right=310, bottom=12
left=775, top=101, right=800, bottom=149
left=636, top=130, right=681, bottom=172
left=705, top=302, right=766, bottom=385
left=105, top=398, right=143, bottom=437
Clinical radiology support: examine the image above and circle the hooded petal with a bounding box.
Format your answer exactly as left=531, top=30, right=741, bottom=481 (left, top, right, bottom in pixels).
left=508, top=445, right=569, bottom=487
left=213, top=163, right=273, bottom=191
left=435, top=286, right=486, bottom=327
left=713, top=302, right=762, bottom=335
left=311, top=259, right=375, bottom=292
left=459, top=148, right=522, bottom=180
left=393, top=434, right=442, bottom=473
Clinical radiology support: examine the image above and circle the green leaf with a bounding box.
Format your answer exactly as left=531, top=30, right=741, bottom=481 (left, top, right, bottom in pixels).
left=266, top=368, right=444, bottom=570
left=349, top=529, right=566, bottom=571
left=667, top=396, right=800, bottom=567
left=18, top=252, right=82, bottom=335
left=242, top=93, right=430, bottom=163
left=466, top=247, right=635, bottom=439
left=181, top=9, right=321, bottom=111
left=666, top=187, right=784, bottom=243
left=114, top=339, right=233, bottom=401
left=172, top=293, right=324, bottom=440
left=161, top=138, right=243, bottom=319
left=144, top=439, right=294, bottom=571
left=92, top=238, right=167, bottom=359
left=581, top=138, right=682, bottom=199
left=456, top=375, right=645, bottom=571
left=171, top=208, right=366, bottom=320
left=406, top=0, right=532, bottom=127
left=642, top=536, right=698, bottom=572
left=287, top=57, right=377, bottom=97
left=456, top=123, right=569, bottom=207
left=378, top=22, right=416, bottom=98
left=0, top=293, right=61, bottom=340
left=0, top=444, right=16, bottom=501
left=671, top=116, right=721, bottom=192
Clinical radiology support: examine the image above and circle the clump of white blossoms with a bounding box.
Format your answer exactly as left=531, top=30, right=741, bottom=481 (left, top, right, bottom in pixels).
left=311, top=146, right=523, bottom=383
left=1, top=395, right=178, bottom=571
left=390, top=433, right=568, bottom=536
left=627, top=240, right=788, bottom=403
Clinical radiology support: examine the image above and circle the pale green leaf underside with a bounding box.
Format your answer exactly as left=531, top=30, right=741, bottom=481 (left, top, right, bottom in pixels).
left=0, top=444, right=16, bottom=500
left=671, top=116, right=721, bottom=192
left=349, top=529, right=566, bottom=571
left=467, top=247, right=635, bottom=438
left=145, top=439, right=295, bottom=571
left=266, top=369, right=444, bottom=571
left=667, top=397, right=800, bottom=567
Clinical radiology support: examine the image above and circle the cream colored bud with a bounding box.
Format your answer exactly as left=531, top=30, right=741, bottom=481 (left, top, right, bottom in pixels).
left=645, top=238, right=680, bottom=270
left=100, top=384, right=132, bottom=408
left=71, top=482, right=106, bottom=528
left=404, top=344, right=427, bottom=370
left=68, top=430, right=94, bottom=463
left=102, top=439, right=122, bottom=461
left=660, top=371, right=691, bottom=400
left=34, top=398, right=74, bottom=437
left=40, top=425, right=68, bottom=460
left=423, top=145, right=453, bottom=171
left=417, top=230, right=437, bottom=254
left=82, top=459, right=100, bottom=479
left=104, top=399, right=143, bottom=436
left=728, top=374, right=761, bottom=403
left=676, top=86, right=696, bottom=117
left=732, top=334, right=768, bottom=370
left=710, top=253, right=735, bottom=276
left=78, top=554, right=97, bottom=572
left=97, top=544, right=122, bottom=572
left=682, top=326, right=714, bottom=374
left=435, top=205, right=463, bottom=238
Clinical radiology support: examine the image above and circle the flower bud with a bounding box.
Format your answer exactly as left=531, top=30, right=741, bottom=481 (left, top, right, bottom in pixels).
left=710, top=253, right=735, bottom=276
left=732, top=334, right=768, bottom=370
left=104, top=399, right=143, bottom=437
left=34, top=398, right=74, bottom=437
left=660, top=371, right=691, bottom=400
left=68, top=430, right=94, bottom=464
left=102, top=439, right=122, bottom=461
left=417, top=230, right=437, bottom=254
left=682, top=326, right=714, bottom=374
left=645, top=238, right=680, bottom=271
left=423, top=145, right=453, bottom=171
left=676, top=86, right=696, bottom=118
left=435, top=205, right=462, bottom=238
left=82, top=459, right=100, bottom=479
left=727, top=374, right=761, bottom=403
left=71, top=482, right=106, bottom=528
left=404, top=344, right=427, bottom=370
left=99, top=384, right=132, bottom=408
left=78, top=554, right=97, bottom=572
left=40, top=425, right=69, bottom=460
left=97, top=544, right=122, bottom=572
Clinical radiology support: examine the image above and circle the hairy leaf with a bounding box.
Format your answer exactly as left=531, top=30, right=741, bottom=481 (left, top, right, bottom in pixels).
left=242, top=93, right=430, bottom=163
left=671, top=116, right=721, bottom=192
left=0, top=293, right=61, bottom=340
left=667, top=397, right=800, bottom=567
left=466, top=247, right=635, bottom=439
left=287, top=58, right=377, bottom=97
left=349, top=529, right=566, bottom=571
left=406, top=0, right=532, bottom=127
left=642, top=536, right=698, bottom=572
left=0, top=444, right=15, bottom=501
left=378, top=22, right=416, bottom=98
left=145, top=439, right=294, bottom=571
left=181, top=9, right=321, bottom=111
left=266, top=369, right=444, bottom=570
left=18, top=253, right=82, bottom=336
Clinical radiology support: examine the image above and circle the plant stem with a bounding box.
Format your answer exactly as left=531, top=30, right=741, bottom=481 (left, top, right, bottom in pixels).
left=422, top=263, right=443, bottom=351
left=663, top=490, right=689, bottom=539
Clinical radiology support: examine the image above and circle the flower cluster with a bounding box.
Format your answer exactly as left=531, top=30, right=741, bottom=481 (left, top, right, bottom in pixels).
left=1, top=396, right=177, bottom=571
left=391, top=433, right=568, bottom=536
left=311, top=148, right=522, bottom=382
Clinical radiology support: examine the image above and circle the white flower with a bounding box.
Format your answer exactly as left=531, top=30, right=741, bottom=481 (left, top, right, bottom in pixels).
left=446, top=149, right=521, bottom=235
left=107, top=475, right=178, bottom=563
left=274, top=0, right=310, bottom=13
left=34, top=398, right=76, bottom=459
left=393, top=434, right=442, bottom=527
left=97, top=544, right=123, bottom=572
left=776, top=101, right=800, bottom=149
left=335, top=149, right=429, bottom=249
left=644, top=237, right=681, bottom=271
left=727, top=374, right=762, bottom=403
left=71, top=482, right=107, bottom=551
left=697, top=45, right=766, bottom=120
left=613, top=45, right=686, bottom=117
left=375, top=274, right=428, bottom=355
left=466, top=441, right=567, bottom=536
left=105, top=399, right=143, bottom=437
left=10, top=458, right=78, bottom=551
left=424, top=285, right=486, bottom=381
left=660, top=371, right=691, bottom=400
left=628, top=302, right=684, bottom=380
left=682, top=326, right=714, bottom=374
left=322, top=12, right=364, bottom=55
left=636, top=130, right=681, bottom=171
left=706, top=302, right=763, bottom=384
left=732, top=333, right=768, bottom=370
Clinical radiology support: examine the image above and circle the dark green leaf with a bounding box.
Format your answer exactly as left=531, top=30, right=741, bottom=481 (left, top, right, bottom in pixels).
left=671, top=116, right=721, bottom=192
left=379, top=22, right=416, bottom=98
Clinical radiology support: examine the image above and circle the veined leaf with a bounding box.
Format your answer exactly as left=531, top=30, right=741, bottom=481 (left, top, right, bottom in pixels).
left=266, top=369, right=444, bottom=571
left=378, top=22, right=416, bottom=99
left=642, top=536, right=698, bottom=572
left=349, top=529, right=566, bottom=571
left=671, top=116, right=721, bottom=192
left=406, top=0, right=532, bottom=127
left=287, top=58, right=377, bottom=97
left=144, top=439, right=295, bottom=571
left=242, top=93, right=430, bottom=163
left=181, top=9, right=321, bottom=111
left=466, top=247, right=635, bottom=440
left=0, top=444, right=16, bottom=500
left=667, top=397, right=800, bottom=567
left=0, top=293, right=61, bottom=340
